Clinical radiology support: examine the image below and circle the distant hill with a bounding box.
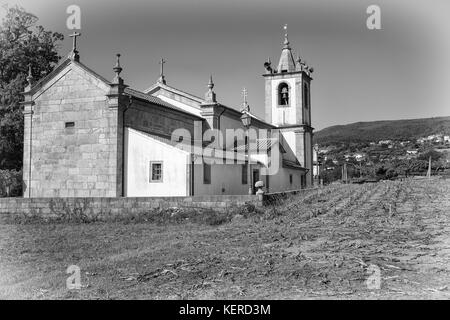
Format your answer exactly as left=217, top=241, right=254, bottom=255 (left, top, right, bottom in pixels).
left=314, top=116, right=450, bottom=146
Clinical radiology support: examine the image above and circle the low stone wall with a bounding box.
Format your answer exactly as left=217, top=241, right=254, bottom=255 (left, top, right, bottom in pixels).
left=0, top=195, right=261, bottom=223
left=263, top=188, right=319, bottom=205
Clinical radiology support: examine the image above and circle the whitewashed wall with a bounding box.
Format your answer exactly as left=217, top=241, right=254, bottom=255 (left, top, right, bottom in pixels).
left=124, top=128, right=190, bottom=197
left=264, top=168, right=304, bottom=193
left=193, top=163, right=250, bottom=195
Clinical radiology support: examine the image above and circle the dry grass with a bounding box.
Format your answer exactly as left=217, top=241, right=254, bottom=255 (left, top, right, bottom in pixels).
left=1, top=177, right=450, bottom=299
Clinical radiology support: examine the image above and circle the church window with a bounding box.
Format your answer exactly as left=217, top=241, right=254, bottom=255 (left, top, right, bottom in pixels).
left=289, top=174, right=293, bottom=185
left=242, top=164, right=248, bottom=184
left=150, top=161, right=163, bottom=182
left=203, top=163, right=211, bottom=184
left=278, top=83, right=289, bottom=106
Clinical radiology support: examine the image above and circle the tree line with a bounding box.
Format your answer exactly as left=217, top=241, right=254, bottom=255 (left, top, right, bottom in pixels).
left=0, top=5, right=63, bottom=196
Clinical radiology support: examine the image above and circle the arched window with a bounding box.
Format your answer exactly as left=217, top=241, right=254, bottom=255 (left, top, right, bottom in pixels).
left=303, top=83, right=309, bottom=109
left=278, top=83, right=289, bottom=106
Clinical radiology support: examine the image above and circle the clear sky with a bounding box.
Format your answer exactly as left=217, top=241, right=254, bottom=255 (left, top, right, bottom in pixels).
left=2, top=0, right=450, bottom=130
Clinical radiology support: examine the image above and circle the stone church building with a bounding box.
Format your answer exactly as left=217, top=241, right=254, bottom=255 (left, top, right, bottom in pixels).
left=21, top=30, right=314, bottom=197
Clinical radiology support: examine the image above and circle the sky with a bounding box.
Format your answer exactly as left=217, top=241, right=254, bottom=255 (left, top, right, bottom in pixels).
left=1, top=0, right=450, bottom=130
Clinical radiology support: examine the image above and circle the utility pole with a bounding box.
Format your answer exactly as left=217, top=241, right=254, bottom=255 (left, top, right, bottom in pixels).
left=426, top=156, right=432, bottom=179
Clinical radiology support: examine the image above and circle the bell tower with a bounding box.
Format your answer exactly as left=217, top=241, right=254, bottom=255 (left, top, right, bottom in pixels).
left=263, top=25, right=314, bottom=186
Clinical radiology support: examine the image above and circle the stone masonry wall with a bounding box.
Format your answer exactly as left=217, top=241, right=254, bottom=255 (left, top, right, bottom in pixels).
left=25, top=65, right=120, bottom=197
left=0, top=195, right=261, bottom=222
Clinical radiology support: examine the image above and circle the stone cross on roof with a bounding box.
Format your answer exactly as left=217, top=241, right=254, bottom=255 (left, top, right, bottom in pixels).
left=69, top=31, right=81, bottom=61
left=158, top=58, right=167, bottom=84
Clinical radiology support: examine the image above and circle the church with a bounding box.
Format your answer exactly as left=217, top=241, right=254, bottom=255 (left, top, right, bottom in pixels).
left=21, top=28, right=314, bottom=198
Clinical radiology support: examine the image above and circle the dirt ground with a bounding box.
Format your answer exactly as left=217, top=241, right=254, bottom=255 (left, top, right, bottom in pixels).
left=1, top=177, right=449, bottom=299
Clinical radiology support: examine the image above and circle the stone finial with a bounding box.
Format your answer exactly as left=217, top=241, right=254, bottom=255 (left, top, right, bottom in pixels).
left=264, top=57, right=273, bottom=74
left=208, top=74, right=214, bottom=90
left=113, top=53, right=123, bottom=83
left=204, top=74, right=217, bottom=103
left=300, top=59, right=307, bottom=72
left=301, top=60, right=314, bottom=76
left=157, top=58, right=167, bottom=84
left=107, top=54, right=127, bottom=107
left=26, top=64, right=34, bottom=88
left=295, top=53, right=302, bottom=71
left=68, top=32, right=81, bottom=62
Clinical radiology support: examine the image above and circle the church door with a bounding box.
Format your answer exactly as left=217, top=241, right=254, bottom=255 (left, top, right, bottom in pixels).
left=252, top=169, right=260, bottom=194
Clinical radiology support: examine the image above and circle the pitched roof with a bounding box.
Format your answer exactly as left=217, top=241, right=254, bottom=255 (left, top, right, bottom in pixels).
left=277, top=43, right=297, bottom=73
left=124, top=87, right=203, bottom=119
left=147, top=83, right=276, bottom=129
left=282, top=159, right=307, bottom=171
left=25, top=58, right=71, bottom=95
left=233, top=138, right=286, bottom=153
left=25, top=54, right=206, bottom=121
left=240, top=110, right=269, bottom=126
left=145, top=82, right=204, bottom=103
left=26, top=57, right=112, bottom=95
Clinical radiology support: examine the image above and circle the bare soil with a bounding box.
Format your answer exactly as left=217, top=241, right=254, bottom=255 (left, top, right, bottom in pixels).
left=1, top=178, right=449, bottom=299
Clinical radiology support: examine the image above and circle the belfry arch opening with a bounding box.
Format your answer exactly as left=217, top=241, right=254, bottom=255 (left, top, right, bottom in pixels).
left=278, top=82, right=289, bottom=106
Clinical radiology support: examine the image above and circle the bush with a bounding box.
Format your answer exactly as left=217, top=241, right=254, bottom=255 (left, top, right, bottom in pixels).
left=0, top=169, right=22, bottom=197
left=385, top=168, right=398, bottom=180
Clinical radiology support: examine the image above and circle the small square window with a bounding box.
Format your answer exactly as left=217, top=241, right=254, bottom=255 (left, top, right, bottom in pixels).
left=150, top=162, right=163, bottom=182
left=65, top=122, right=75, bottom=128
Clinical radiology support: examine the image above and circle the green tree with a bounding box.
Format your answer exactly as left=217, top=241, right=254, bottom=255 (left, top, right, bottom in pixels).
left=324, top=158, right=335, bottom=168
left=394, top=159, right=426, bottom=177
left=321, top=167, right=341, bottom=184
left=0, top=5, right=63, bottom=170
left=418, top=149, right=443, bottom=162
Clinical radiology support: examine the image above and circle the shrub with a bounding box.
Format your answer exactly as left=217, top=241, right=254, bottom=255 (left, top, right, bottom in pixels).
left=0, top=169, right=22, bottom=197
